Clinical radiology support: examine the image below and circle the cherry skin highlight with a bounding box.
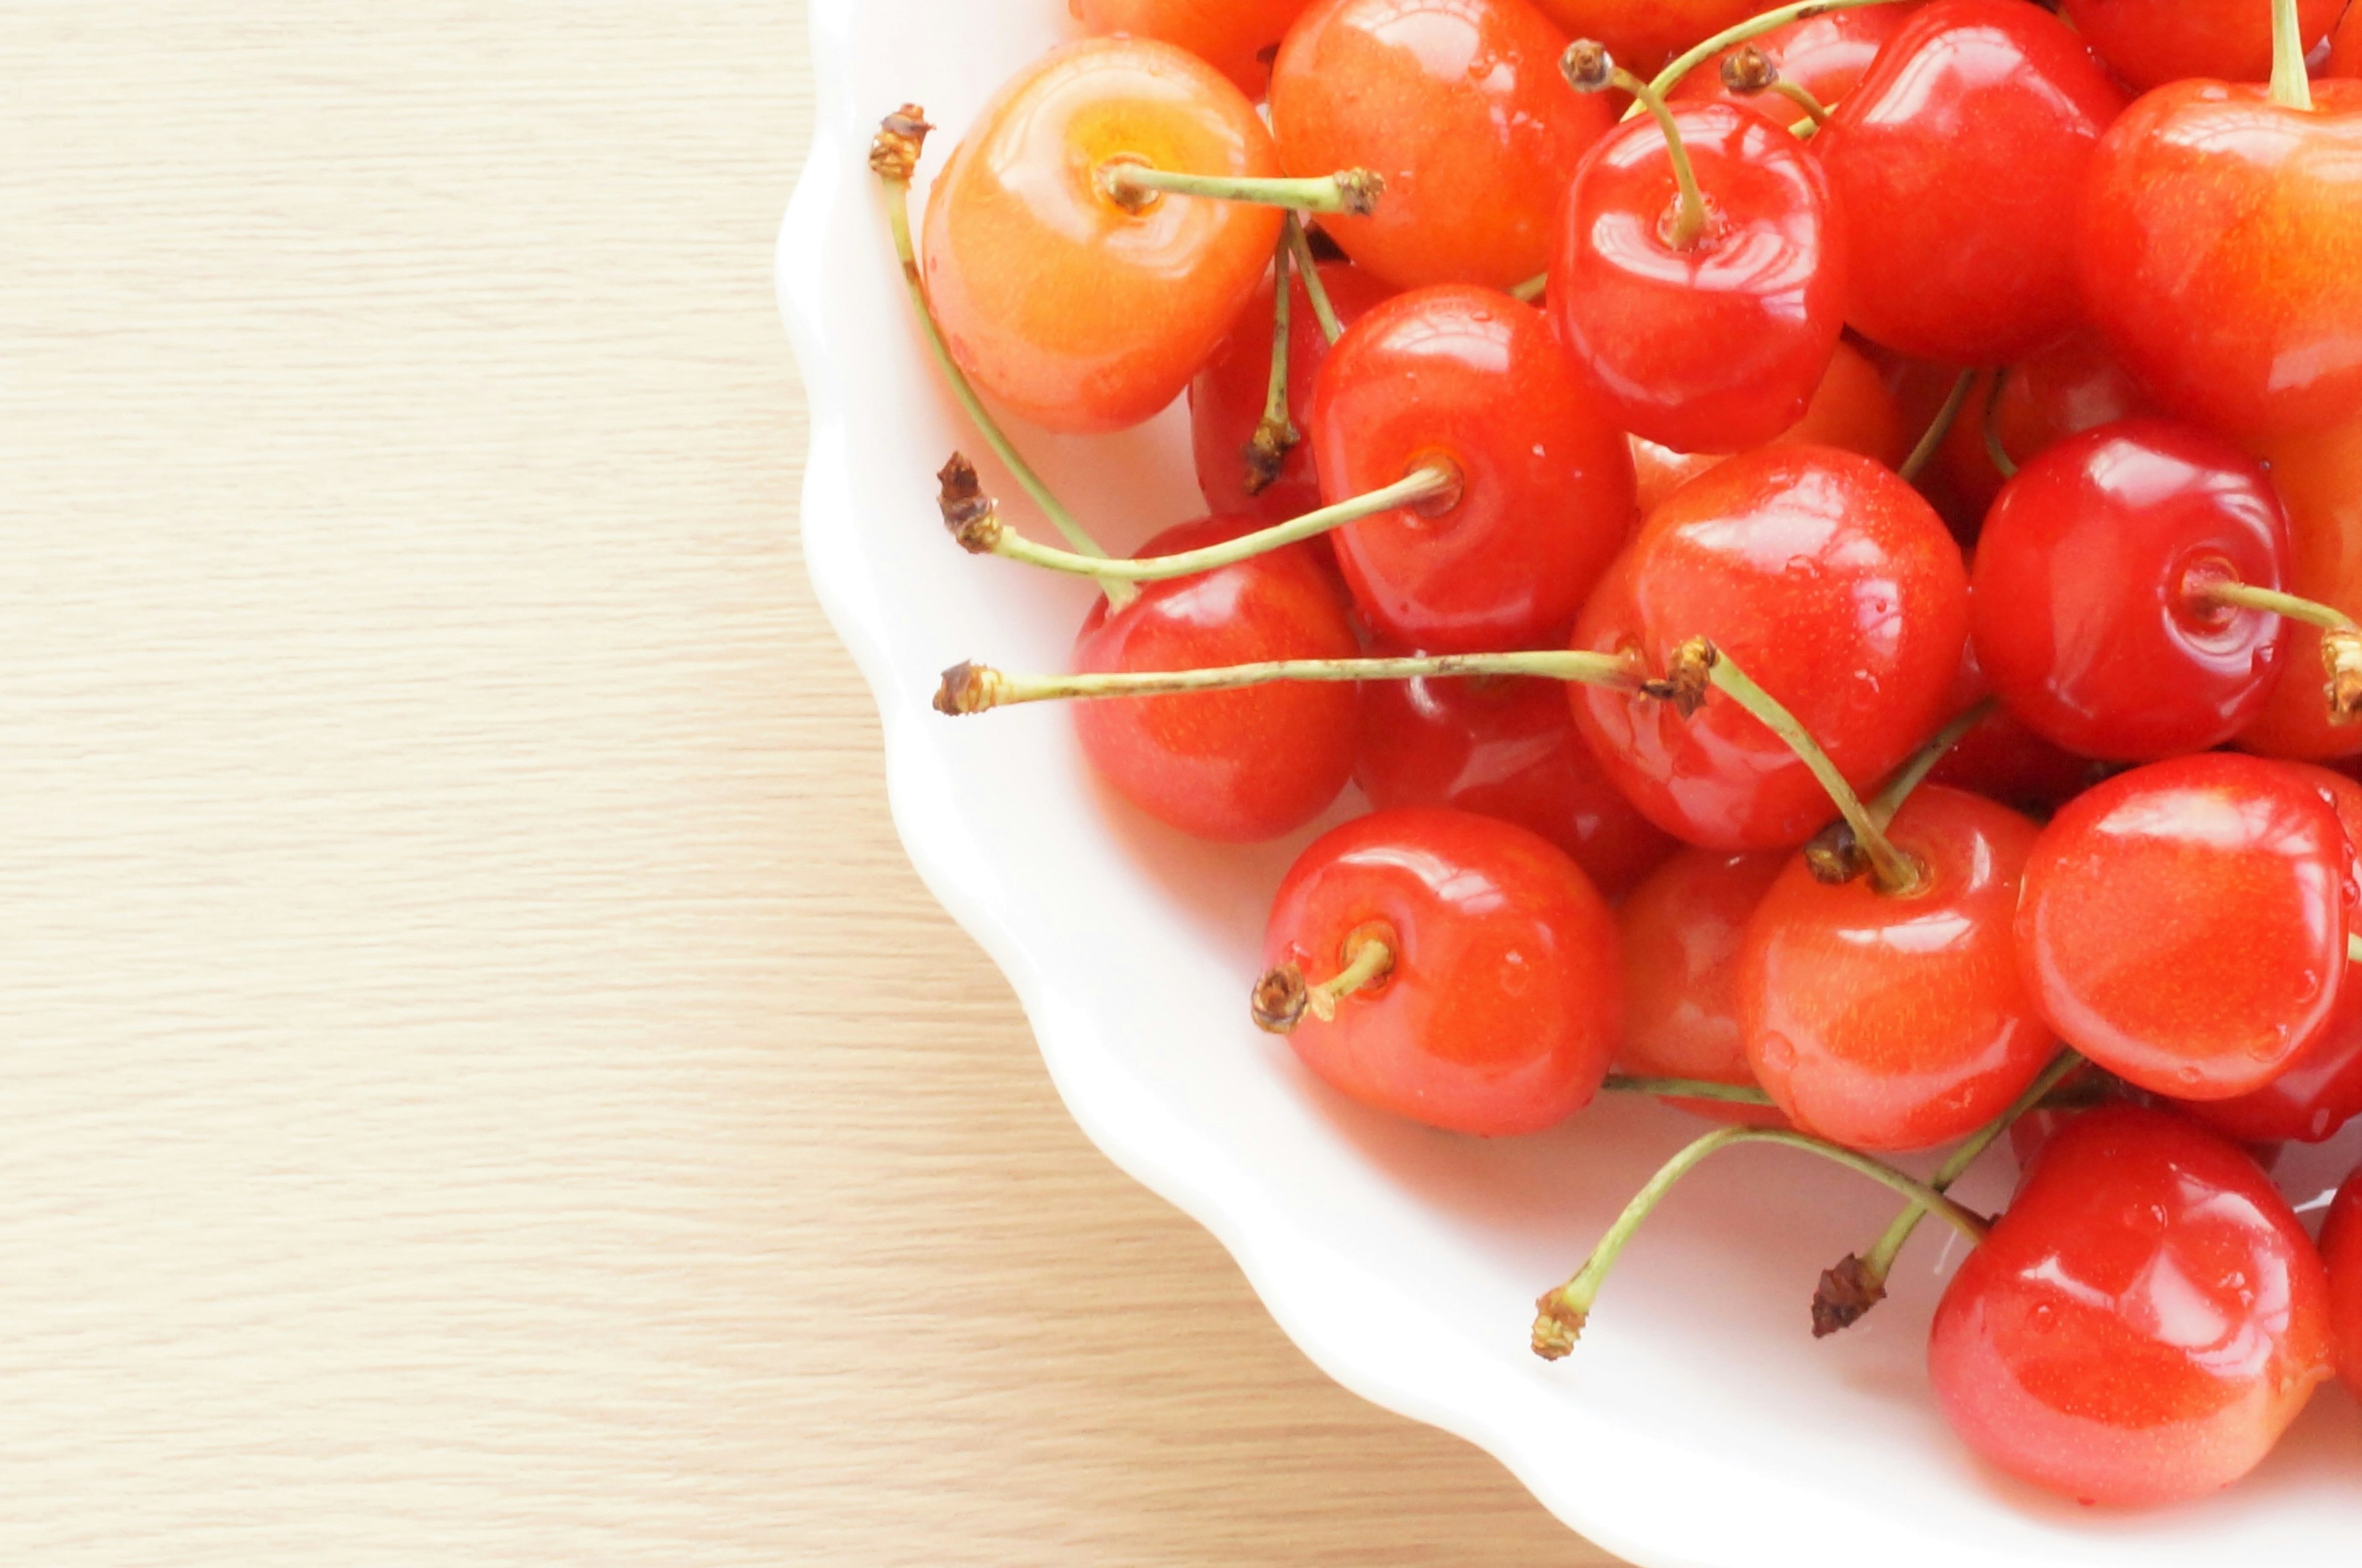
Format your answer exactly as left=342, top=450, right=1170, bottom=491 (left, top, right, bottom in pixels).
left=1616, top=848, right=1789, bottom=1126
left=1190, top=257, right=1392, bottom=523
left=1739, top=787, right=2055, bottom=1153
left=923, top=38, right=1284, bottom=434
left=1671, top=3, right=1925, bottom=117
left=1554, top=100, right=1846, bottom=455
left=2239, top=418, right=2362, bottom=761
left=1815, top=0, right=2126, bottom=365
left=2321, top=1169, right=2362, bottom=1400
left=1570, top=445, right=1970, bottom=851
left=1262, top=806, right=1622, bottom=1135
left=1310, top=285, right=1636, bottom=655
left=1969, top=418, right=2292, bottom=762
left=1269, top=0, right=1616, bottom=290
left=1070, top=517, right=1359, bottom=841
left=2016, top=754, right=2353, bottom=1100
left=2059, top=0, right=2345, bottom=94
left=1070, top=0, right=1316, bottom=97
left=1629, top=339, right=1906, bottom=517
left=2081, top=78, right=2362, bottom=443
left=1355, top=666, right=1679, bottom=897
left=1928, top=1105, right=2332, bottom=1508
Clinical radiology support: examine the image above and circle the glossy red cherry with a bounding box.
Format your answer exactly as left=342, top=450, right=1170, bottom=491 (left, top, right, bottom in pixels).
left=1935, top=330, right=2153, bottom=523
left=1969, top=418, right=2292, bottom=762
left=1190, top=257, right=1392, bottom=522
left=2239, top=418, right=2362, bottom=760
left=924, top=38, right=1284, bottom=434
left=1072, top=517, right=1359, bottom=840
left=1816, top=0, right=2126, bottom=365
left=1630, top=338, right=1906, bottom=517
left=2016, top=754, right=2354, bottom=1100
left=1615, top=848, right=1787, bottom=1126
left=1553, top=97, right=1845, bottom=455
left=2059, top=0, right=2345, bottom=94
left=2336, top=2, right=2362, bottom=78
left=1259, top=806, right=1621, bottom=1135
left=1526, top=0, right=1763, bottom=75
left=1270, top=0, right=1616, bottom=290
left=2081, top=78, right=2362, bottom=442
left=1739, top=787, right=2054, bottom=1153
left=1571, top=445, right=1970, bottom=850
left=1355, top=667, right=1677, bottom=897
left=1930, top=1104, right=2332, bottom=1506
left=1670, top=2, right=1925, bottom=116
left=1070, top=0, right=1316, bottom=97
left=1925, top=633, right=2099, bottom=819
left=2321, top=1168, right=2362, bottom=1400
left=1310, top=285, right=1636, bottom=654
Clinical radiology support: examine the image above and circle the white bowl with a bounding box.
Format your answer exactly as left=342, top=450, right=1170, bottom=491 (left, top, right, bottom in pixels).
left=778, top=4, right=2362, bottom=1561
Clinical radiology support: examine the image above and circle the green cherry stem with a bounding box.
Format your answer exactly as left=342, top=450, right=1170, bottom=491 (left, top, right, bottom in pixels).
left=932, top=647, right=1645, bottom=716
left=1509, top=271, right=1549, bottom=304
left=1982, top=368, right=2018, bottom=480
left=1899, top=368, right=1979, bottom=483
left=1602, top=1073, right=1777, bottom=1107
left=2197, top=579, right=2357, bottom=634
left=1565, top=41, right=1710, bottom=249
left=1720, top=45, right=1831, bottom=127
left=1100, top=162, right=1385, bottom=217
left=1872, top=698, right=1995, bottom=826
left=1284, top=216, right=1346, bottom=346
left=1532, top=1125, right=1989, bottom=1359
left=2350, top=932, right=2362, bottom=965
left=1639, top=0, right=1919, bottom=114
left=1246, top=226, right=1302, bottom=496
left=2272, top=0, right=2315, bottom=112
left=2195, top=578, right=2362, bottom=724
left=1251, top=929, right=1396, bottom=1034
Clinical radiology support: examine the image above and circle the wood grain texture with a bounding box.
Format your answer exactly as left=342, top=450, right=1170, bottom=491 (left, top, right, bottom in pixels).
left=0, top=4, right=1618, bottom=1562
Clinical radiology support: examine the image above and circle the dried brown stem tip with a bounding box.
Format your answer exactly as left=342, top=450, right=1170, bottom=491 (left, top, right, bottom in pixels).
left=1803, top=819, right=1870, bottom=885
left=1562, top=39, right=1616, bottom=94
left=1243, top=418, right=1299, bottom=496
left=1641, top=635, right=1720, bottom=718
left=1810, top=1254, right=1888, bottom=1339
left=933, top=661, right=1011, bottom=717
left=936, top=453, right=1004, bottom=553
left=1719, top=44, right=1779, bottom=95
left=1334, top=168, right=1387, bottom=217
left=1251, top=964, right=1311, bottom=1035
left=870, top=105, right=935, bottom=183
left=2323, top=627, right=2362, bottom=724
left=1531, top=1292, right=1588, bottom=1360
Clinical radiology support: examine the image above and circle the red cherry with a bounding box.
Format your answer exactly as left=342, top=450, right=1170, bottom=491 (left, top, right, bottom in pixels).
left=2322, top=1168, right=2362, bottom=1401
left=2016, top=753, right=2353, bottom=1100
left=1553, top=98, right=1845, bottom=454
left=1310, top=285, right=1636, bottom=654
left=2336, top=2, right=2362, bottom=78
left=1925, top=632, right=2099, bottom=819
left=2081, top=79, right=2362, bottom=442
left=1630, top=338, right=1906, bottom=517
left=1070, top=0, right=1315, bottom=97
left=1258, top=806, right=1621, bottom=1135
left=1930, top=1105, right=2332, bottom=1506
left=1935, top=330, right=2153, bottom=523
left=1616, top=848, right=1788, bottom=1126
left=1669, top=2, right=1925, bottom=117
left=923, top=38, right=1284, bottom=434
left=2059, top=0, right=2345, bottom=94
left=1816, top=0, right=2126, bottom=365
left=1525, top=0, right=1765, bottom=75
left=1739, top=786, right=2055, bottom=1153
left=2239, top=418, right=2362, bottom=761
left=1354, top=667, right=1677, bottom=897
left=1270, top=0, right=1616, bottom=290
left=1190, top=257, right=1392, bottom=523
left=1071, top=517, right=1359, bottom=840
left=1570, top=445, right=1970, bottom=850
left=1969, top=418, right=2292, bottom=762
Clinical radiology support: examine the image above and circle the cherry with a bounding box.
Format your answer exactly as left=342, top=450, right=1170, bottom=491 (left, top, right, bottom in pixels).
left=1570, top=445, right=1969, bottom=850
left=1740, top=786, right=2055, bottom=1152
left=1631, top=338, right=1906, bottom=516
left=1969, top=418, right=2293, bottom=762
left=1070, top=0, right=1314, bottom=97
left=1269, top=0, right=1616, bottom=291
left=1525, top=0, right=1766, bottom=76
left=1925, top=634, right=2100, bottom=819
left=1354, top=665, right=1677, bottom=897
left=2080, top=64, right=2362, bottom=441
left=922, top=38, right=1287, bottom=434
left=2016, top=753, right=2355, bottom=1100
left=1553, top=58, right=1846, bottom=455
left=2336, top=1, right=2362, bottom=78
left=1309, top=285, right=1636, bottom=654
left=1616, top=848, right=1789, bottom=1126
left=1669, top=2, right=1924, bottom=118
left=1815, top=0, right=2126, bottom=366
left=2059, top=0, right=2345, bottom=94
left=1191, top=253, right=1392, bottom=523
left=1928, top=1104, right=2331, bottom=1506
left=2239, top=418, right=2362, bottom=761
left=1934, top=330, right=2153, bottom=525
left=1069, top=516, right=1360, bottom=840
left=2321, top=1168, right=2362, bottom=1401
left=1255, top=806, right=1621, bottom=1135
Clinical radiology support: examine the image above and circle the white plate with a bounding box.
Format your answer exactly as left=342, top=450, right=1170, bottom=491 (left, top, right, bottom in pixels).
left=777, top=3, right=2362, bottom=1561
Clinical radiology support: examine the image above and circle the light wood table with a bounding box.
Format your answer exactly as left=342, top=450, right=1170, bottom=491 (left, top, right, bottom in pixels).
left=2, top=5, right=1618, bottom=1562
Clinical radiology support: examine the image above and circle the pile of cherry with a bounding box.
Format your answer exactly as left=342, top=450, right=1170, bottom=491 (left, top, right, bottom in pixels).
left=878, top=0, right=2362, bottom=1511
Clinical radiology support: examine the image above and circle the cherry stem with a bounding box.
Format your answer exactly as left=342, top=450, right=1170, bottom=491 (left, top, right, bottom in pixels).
left=1532, top=1125, right=1989, bottom=1359
left=872, top=111, right=1132, bottom=607
left=1508, top=271, right=1548, bottom=304
left=1704, top=648, right=1924, bottom=895
left=1565, top=43, right=1710, bottom=250
left=2197, top=581, right=2362, bottom=723
left=932, top=647, right=1644, bottom=716
left=1981, top=368, right=2017, bottom=480
left=943, top=461, right=1457, bottom=581
left=1721, top=47, right=1831, bottom=127
left=2272, top=0, right=2315, bottom=111
left=2197, top=579, right=2356, bottom=634
left=2351, top=933, right=2362, bottom=965
left=1247, top=226, right=1301, bottom=497
left=1899, top=368, right=1978, bottom=484
left=1251, top=931, right=1394, bottom=1034
left=1811, top=1051, right=2085, bottom=1337
left=1602, top=1073, right=1776, bottom=1107
left=1284, top=216, right=1345, bottom=346
left=1640, top=0, right=1918, bottom=115
left=1872, top=696, right=1995, bottom=826
left=1099, top=162, right=1385, bottom=217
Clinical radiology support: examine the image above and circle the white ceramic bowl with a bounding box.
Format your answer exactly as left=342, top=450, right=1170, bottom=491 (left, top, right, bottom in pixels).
left=779, top=4, right=2362, bottom=1561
